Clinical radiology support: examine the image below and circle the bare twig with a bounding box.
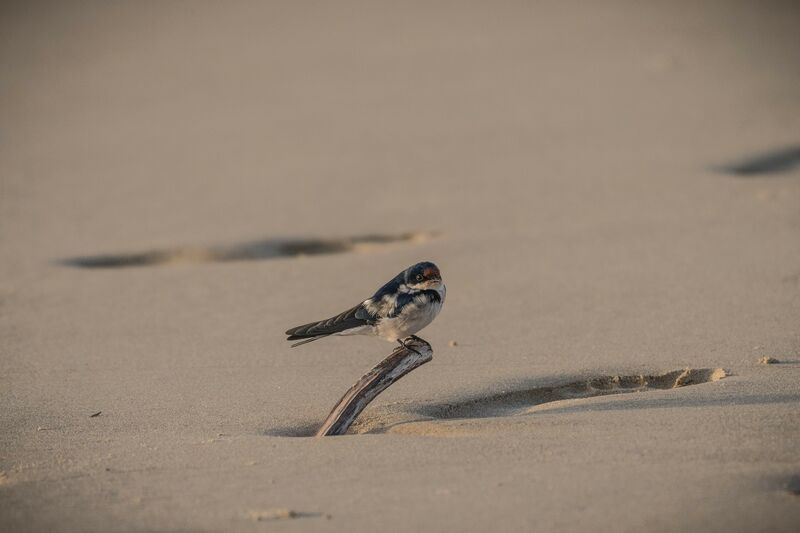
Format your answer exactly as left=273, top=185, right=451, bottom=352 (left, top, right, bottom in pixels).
left=316, top=338, right=433, bottom=437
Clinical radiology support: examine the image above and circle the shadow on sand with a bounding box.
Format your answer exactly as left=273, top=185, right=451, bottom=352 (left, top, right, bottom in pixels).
left=718, top=145, right=800, bottom=176
left=266, top=368, right=740, bottom=437
left=60, top=231, right=436, bottom=269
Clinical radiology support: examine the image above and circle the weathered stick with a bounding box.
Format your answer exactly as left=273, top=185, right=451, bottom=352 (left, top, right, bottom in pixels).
left=316, top=338, right=433, bottom=437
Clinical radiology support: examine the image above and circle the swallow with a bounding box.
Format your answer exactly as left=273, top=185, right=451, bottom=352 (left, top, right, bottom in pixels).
left=285, top=262, right=445, bottom=350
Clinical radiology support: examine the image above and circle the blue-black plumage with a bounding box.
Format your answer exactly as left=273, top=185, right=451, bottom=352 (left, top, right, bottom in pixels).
left=285, top=262, right=445, bottom=348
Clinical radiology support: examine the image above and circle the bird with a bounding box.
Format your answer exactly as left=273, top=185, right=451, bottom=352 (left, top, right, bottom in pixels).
left=285, top=262, right=445, bottom=351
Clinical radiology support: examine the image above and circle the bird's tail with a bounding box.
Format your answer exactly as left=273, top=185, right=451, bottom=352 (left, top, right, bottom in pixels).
left=289, top=335, right=329, bottom=348
left=285, top=304, right=370, bottom=347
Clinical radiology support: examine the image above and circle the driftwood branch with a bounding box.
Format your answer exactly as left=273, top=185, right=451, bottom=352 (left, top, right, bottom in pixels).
left=316, top=338, right=433, bottom=437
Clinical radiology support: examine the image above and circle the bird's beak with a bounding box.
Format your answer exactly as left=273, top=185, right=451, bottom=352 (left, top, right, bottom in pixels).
left=426, top=278, right=443, bottom=289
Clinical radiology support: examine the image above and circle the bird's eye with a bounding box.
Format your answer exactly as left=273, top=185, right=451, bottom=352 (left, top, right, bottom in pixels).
left=415, top=274, right=423, bottom=282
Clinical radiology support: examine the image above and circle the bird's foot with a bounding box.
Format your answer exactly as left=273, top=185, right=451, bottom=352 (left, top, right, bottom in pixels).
left=397, top=337, right=423, bottom=356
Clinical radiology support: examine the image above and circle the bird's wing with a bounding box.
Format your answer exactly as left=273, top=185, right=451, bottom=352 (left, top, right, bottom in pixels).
left=369, top=272, right=404, bottom=301
left=285, top=303, right=376, bottom=340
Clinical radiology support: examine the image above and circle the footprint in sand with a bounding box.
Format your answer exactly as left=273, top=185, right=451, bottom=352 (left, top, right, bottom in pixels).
left=59, top=231, right=436, bottom=269
left=269, top=368, right=728, bottom=437
left=718, top=145, right=800, bottom=176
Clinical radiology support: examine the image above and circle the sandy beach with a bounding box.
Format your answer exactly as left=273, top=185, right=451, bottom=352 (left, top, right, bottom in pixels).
left=1, top=1, right=799, bottom=531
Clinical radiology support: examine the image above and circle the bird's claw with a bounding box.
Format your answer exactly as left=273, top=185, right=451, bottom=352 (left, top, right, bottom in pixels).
left=398, top=336, right=427, bottom=356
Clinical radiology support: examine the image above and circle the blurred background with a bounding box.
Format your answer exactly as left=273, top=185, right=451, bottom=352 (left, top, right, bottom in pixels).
left=2, top=0, right=798, bottom=248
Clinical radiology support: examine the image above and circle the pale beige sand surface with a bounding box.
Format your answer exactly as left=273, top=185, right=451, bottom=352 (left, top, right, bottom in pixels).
left=1, top=1, right=799, bottom=531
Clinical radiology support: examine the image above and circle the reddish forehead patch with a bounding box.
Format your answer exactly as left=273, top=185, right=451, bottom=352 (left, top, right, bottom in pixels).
left=423, top=267, right=440, bottom=278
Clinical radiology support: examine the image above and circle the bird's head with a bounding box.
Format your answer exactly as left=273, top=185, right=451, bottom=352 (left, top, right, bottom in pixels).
left=405, top=261, right=443, bottom=291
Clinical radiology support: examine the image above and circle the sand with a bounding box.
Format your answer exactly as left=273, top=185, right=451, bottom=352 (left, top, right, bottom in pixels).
left=1, top=1, right=799, bottom=531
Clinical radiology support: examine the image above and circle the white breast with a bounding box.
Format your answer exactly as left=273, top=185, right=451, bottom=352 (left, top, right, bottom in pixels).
left=376, top=284, right=445, bottom=342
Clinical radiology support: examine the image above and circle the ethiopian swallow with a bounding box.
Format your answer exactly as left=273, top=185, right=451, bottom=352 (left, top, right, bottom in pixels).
left=285, top=262, right=445, bottom=349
